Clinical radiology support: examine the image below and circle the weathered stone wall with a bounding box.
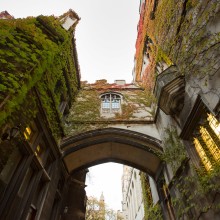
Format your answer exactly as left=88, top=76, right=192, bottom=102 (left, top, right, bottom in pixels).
left=135, top=0, right=220, bottom=92
left=134, top=1, right=220, bottom=219
left=64, top=81, right=156, bottom=137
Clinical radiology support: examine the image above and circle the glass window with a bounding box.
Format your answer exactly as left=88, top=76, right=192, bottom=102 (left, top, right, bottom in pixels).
left=101, top=93, right=121, bottom=114
left=200, top=126, right=220, bottom=162
left=102, top=102, right=110, bottom=109
left=207, top=113, right=220, bottom=140
left=24, top=126, right=32, bottom=140
left=193, top=113, right=220, bottom=171
left=193, top=138, right=212, bottom=171
left=23, top=122, right=38, bottom=145
left=35, top=144, right=46, bottom=164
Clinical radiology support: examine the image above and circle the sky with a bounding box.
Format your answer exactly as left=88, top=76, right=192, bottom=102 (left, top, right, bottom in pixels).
left=0, top=0, right=140, bottom=211
left=0, top=0, right=140, bottom=83
left=86, top=162, right=124, bottom=211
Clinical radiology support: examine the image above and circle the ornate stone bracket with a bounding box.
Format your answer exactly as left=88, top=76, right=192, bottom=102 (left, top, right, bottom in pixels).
left=154, top=65, right=185, bottom=115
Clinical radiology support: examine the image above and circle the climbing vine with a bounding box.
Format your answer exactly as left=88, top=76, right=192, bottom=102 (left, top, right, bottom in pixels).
left=0, top=15, right=79, bottom=140
left=171, top=163, right=220, bottom=219
left=140, top=172, right=163, bottom=220
left=161, top=128, right=220, bottom=218
left=64, top=81, right=156, bottom=136
left=115, top=103, right=138, bottom=120
left=64, top=89, right=105, bottom=136
left=162, top=126, right=187, bottom=174
left=134, top=0, right=220, bottom=92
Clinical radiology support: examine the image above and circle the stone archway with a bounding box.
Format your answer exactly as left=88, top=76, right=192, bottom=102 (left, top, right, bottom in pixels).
left=61, top=127, right=163, bottom=180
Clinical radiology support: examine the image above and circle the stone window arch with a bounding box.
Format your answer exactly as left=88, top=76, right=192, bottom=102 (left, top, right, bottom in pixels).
left=100, top=92, right=122, bottom=115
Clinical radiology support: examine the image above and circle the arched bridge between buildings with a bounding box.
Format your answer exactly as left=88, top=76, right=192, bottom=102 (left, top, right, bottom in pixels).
left=60, top=128, right=163, bottom=180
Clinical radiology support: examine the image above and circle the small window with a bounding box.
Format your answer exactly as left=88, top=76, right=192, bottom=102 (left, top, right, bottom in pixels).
left=35, top=145, right=44, bottom=162
left=34, top=142, right=47, bottom=165
left=100, top=93, right=122, bottom=114
left=24, top=126, right=32, bottom=140
left=23, top=122, right=38, bottom=144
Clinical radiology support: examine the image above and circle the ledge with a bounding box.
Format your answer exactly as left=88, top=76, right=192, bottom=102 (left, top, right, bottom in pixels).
left=67, top=119, right=154, bottom=125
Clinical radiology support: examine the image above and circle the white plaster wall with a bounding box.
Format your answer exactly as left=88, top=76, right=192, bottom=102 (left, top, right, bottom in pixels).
left=136, top=204, right=144, bottom=220
left=122, top=167, right=145, bottom=220
left=110, top=124, right=161, bottom=140
left=149, top=176, right=159, bottom=204
left=132, top=106, right=153, bottom=118
left=155, top=109, right=178, bottom=183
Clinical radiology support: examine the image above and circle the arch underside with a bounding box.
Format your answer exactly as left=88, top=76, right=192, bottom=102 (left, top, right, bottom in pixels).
left=61, top=128, right=163, bottom=179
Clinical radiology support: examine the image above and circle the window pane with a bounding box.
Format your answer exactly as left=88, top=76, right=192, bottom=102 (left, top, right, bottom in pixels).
left=35, top=144, right=46, bottom=165
left=102, top=102, right=110, bottom=109
left=112, top=102, right=120, bottom=109
left=101, top=93, right=121, bottom=114
left=207, top=113, right=220, bottom=140
left=24, top=126, right=32, bottom=140
left=23, top=122, right=38, bottom=145
left=193, top=138, right=212, bottom=171
left=200, top=126, right=220, bottom=162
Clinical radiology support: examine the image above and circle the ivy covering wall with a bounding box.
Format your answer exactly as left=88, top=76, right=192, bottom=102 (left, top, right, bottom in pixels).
left=0, top=15, right=79, bottom=140
left=64, top=81, right=155, bottom=137
left=162, top=127, right=220, bottom=219
left=140, top=172, right=163, bottom=220
left=135, top=0, right=220, bottom=90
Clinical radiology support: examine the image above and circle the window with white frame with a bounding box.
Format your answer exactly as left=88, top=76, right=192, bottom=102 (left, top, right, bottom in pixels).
left=100, top=93, right=122, bottom=114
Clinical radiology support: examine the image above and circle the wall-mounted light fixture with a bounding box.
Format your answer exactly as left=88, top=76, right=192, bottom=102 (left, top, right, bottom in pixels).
left=1, top=125, right=20, bottom=141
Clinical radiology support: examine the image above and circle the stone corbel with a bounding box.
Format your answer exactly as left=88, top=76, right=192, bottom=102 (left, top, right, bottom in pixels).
left=154, top=65, right=185, bottom=115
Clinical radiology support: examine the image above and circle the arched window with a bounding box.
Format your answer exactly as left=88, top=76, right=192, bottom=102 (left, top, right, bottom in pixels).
left=100, top=92, right=122, bottom=114
left=193, top=113, right=220, bottom=171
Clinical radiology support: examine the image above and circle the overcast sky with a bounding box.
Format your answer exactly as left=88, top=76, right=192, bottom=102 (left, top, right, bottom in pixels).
left=0, top=0, right=140, bottom=210
left=86, top=163, right=124, bottom=211
left=0, top=0, right=140, bottom=83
